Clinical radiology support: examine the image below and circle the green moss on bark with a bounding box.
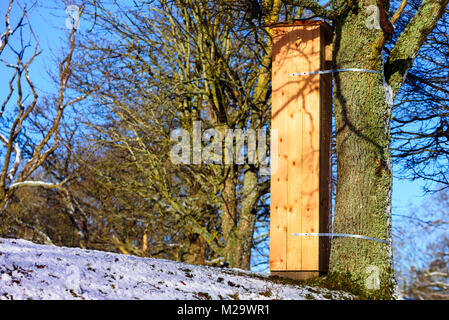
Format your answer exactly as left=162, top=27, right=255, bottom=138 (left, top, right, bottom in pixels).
left=329, top=1, right=396, bottom=299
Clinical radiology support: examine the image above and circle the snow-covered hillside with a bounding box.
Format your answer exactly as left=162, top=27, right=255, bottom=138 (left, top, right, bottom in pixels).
left=0, top=238, right=353, bottom=300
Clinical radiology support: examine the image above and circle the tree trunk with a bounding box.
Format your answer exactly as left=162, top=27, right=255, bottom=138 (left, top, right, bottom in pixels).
left=236, top=169, right=259, bottom=269
left=221, top=165, right=239, bottom=266
left=329, top=1, right=395, bottom=299
left=181, top=233, right=206, bottom=265
left=221, top=167, right=258, bottom=270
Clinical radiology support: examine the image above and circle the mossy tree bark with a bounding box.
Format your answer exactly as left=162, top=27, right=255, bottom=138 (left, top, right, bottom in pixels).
left=330, top=1, right=396, bottom=299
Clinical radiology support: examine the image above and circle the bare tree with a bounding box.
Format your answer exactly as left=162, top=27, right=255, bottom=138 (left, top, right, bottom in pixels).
left=61, top=0, right=286, bottom=268
left=0, top=1, right=92, bottom=229
left=393, top=3, right=449, bottom=191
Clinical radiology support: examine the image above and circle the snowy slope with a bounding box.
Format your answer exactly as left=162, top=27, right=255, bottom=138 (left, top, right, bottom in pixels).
left=0, top=238, right=353, bottom=300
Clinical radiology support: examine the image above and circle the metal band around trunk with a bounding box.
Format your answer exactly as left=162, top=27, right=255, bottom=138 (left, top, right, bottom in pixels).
left=289, top=68, right=381, bottom=77
left=291, top=233, right=388, bottom=244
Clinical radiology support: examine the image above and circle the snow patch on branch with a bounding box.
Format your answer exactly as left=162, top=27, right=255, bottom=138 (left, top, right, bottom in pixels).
left=8, top=180, right=58, bottom=190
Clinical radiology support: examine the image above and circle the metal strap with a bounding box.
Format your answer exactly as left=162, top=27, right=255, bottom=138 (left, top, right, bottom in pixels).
left=291, top=232, right=388, bottom=244
left=289, top=68, right=381, bottom=77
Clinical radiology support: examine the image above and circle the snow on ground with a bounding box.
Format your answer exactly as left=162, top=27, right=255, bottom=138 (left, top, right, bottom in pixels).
left=0, top=238, right=353, bottom=300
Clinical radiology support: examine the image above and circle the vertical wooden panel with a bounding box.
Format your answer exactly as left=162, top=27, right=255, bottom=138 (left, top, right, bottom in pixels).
left=269, top=27, right=289, bottom=271
left=300, top=25, right=321, bottom=271
left=271, top=21, right=332, bottom=277
left=286, top=26, right=303, bottom=270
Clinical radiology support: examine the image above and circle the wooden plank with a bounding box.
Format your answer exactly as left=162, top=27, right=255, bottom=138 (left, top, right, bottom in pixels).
left=325, top=43, right=333, bottom=63
left=300, top=25, right=321, bottom=271
left=270, top=27, right=289, bottom=271
left=286, top=26, right=304, bottom=270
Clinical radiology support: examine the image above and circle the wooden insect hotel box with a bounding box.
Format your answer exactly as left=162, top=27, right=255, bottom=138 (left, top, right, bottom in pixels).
left=270, top=21, right=333, bottom=280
